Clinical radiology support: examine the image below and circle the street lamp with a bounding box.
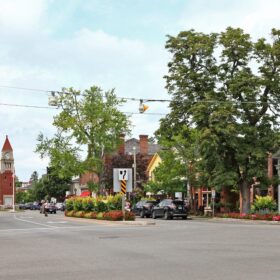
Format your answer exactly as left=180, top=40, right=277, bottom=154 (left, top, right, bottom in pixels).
left=133, top=146, right=137, bottom=190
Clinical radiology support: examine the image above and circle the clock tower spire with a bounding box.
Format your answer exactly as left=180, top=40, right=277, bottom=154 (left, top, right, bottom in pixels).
left=0, top=135, right=15, bottom=206
left=1, top=135, right=14, bottom=172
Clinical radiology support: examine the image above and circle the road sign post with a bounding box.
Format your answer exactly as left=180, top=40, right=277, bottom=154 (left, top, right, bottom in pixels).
left=120, top=179, right=127, bottom=221
left=113, top=168, right=132, bottom=221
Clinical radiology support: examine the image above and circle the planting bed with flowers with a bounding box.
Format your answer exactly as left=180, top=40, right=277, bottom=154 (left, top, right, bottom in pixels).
left=64, top=194, right=135, bottom=221
left=217, top=212, right=280, bottom=221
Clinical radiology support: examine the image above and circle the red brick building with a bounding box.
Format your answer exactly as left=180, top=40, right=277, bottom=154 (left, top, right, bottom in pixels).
left=0, top=136, right=15, bottom=206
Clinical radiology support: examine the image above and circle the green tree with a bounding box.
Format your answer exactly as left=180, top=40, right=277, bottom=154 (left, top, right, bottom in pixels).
left=36, top=86, right=131, bottom=188
left=149, top=149, right=187, bottom=196
left=158, top=27, right=280, bottom=213
left=31, top=171, right=71, bottom=202
left=30, top=171, right=39, bottom=183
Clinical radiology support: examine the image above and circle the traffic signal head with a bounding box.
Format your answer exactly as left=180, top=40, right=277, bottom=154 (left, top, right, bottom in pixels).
left=139, top=100, right=149, bottom=113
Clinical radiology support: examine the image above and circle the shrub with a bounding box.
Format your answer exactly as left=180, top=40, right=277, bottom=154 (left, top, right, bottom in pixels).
left=65, top=199, right=74, bottom=211
left=252, top=195, right=277, bottom=213
left=103, top=210, right=123, bottom=221
left=96, top=212, right=104, bottom=220
left=74, top=211, right=85, bottom=218
left=96, top=200, right=107, bottom=212
left=65, top=210, right=76, bottom=217
left=82, top=198, right=95, bottom=212
left=103, top=210, right=135, bottom=221
left=125, top=211, right=135, bottom=221
left=73, top=198, right=83, bottom=211
left=106, top=194, right=122, bottom=211
left=272, top=215, right=280, bottom=221
left=84, top=212, right=97, bottom=219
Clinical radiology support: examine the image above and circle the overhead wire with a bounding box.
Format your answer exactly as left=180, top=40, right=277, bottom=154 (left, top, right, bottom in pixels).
left=0, top=84, right=270, bottom=105
left=0, top=102, right=166, bottom=115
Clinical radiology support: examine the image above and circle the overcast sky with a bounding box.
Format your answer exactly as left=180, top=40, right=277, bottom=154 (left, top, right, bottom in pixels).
left=0, top=0, right=280, bottom=181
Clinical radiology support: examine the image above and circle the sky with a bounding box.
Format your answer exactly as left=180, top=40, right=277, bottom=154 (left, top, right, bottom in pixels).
left=0, top=0, right=280, bottom=181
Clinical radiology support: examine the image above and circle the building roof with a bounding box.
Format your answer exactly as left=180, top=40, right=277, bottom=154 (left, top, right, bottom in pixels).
left=2, top=135, right=13, bottom=151
left=124, top=138, right=161, bottom=155
left=146, top=153, right=162, bottom=172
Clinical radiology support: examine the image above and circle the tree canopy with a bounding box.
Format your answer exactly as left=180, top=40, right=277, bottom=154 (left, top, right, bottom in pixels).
left=157, top=27, right=280, bottom=213
left=36, top=86, right=131, bottom=186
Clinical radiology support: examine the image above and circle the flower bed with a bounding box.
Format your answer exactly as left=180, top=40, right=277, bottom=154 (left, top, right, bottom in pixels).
left=217, top=212, right=280, bottom=221
left=65, top=210, right=135, bottom=221
left=65, top=195, right=135, bottom=221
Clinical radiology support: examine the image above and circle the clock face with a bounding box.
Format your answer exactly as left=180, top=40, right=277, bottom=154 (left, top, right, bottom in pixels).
left=4, top=152, right=10, bottom=160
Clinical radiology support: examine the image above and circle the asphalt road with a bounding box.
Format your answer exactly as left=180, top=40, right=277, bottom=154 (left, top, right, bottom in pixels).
left=1, top=210, right=280, bottom=280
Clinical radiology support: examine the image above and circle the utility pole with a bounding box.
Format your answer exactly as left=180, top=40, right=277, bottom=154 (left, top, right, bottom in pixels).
left=276, top=161, right=280, bottom=214
left=133, top=146, right=137, bottom=190
left=12, top=167, right=16, bottom=212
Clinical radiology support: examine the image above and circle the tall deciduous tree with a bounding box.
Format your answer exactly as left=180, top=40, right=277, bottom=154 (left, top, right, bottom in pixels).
left=157, top=27, right=280, bottom=213
left=36, top=86, right=131, bottom=187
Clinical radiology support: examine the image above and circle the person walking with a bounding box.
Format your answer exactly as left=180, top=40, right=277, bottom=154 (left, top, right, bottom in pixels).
left=43, top=201, right=48, bottom=217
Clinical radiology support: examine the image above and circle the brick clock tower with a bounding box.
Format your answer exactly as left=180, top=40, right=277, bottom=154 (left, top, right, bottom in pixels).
left=0, top=136, right=15, bottom=206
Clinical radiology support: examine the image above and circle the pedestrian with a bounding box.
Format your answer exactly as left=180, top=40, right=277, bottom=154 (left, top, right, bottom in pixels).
left=125, top=200, right=131, bottom=212
left=43, top=201, right=48, bottom=217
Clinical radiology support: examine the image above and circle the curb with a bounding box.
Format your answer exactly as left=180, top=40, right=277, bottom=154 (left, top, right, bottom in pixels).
left=193, top=217, right=280, bottom=225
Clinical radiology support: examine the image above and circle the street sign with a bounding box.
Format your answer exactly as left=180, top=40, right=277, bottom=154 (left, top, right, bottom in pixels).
left=113, top=168, right=132, bottom=193
left=118, top=169, right=128, bottom=181
left=211, top=189, right=216, bottom=199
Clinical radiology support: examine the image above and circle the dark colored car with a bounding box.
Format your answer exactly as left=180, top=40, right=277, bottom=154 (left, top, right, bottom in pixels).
left=24, top=202, right=33, bottom=210
left=132, top=200, right=158, bottom=218
left=18, top=203, right=26, bottom=210
left=30, top=202, right=41, bottom=210
left=151, top=199, right=188, bottom=220
left=41, top=203, right=56, bottom=214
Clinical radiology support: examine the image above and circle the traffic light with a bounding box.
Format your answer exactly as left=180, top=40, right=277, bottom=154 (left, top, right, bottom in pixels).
left=139, top=100, right=149, bottom=113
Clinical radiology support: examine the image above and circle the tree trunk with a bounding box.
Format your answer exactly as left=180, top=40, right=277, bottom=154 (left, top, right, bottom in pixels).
left=240, top=180, right=250, bottom=214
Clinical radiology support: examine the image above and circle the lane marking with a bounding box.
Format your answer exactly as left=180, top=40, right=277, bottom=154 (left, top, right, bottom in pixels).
left=0, top=224, right=148, bottom=233
left=47, top=221, right=67, bottom=224
left=13, top=214, right=57, bottom=228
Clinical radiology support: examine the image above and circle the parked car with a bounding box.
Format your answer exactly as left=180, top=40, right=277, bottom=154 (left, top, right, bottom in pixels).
left=24, top=202, right=33, bottom=210
left=132, top=200, right=158, bottom=218
left=151, top=199, right=188, bottom=220
left=40, top=203, right=56, bottom=214
left=55, top=202, right=65, bottom=211
left=18, top=203, right=26, bottom=210
left=30, top=202, right=40, bottom=210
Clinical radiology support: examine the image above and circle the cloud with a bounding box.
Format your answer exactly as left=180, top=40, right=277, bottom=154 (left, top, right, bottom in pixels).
left=0, top=0, right=46, bottom=31
left=177, top=0, right=280, bottom=38
left=0, top=17, right=169, bottom=180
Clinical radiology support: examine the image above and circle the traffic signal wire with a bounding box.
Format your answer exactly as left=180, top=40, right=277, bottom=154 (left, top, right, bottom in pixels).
left=0, top=102, right=166, bottom=115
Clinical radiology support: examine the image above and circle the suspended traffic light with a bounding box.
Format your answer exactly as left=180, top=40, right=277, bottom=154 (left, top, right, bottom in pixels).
left=48, top=91, right=58, bottom=106
left=139, top=99, right=149, bottom=113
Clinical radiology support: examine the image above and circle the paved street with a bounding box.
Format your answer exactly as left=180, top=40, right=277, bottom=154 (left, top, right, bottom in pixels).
left=1, top=211, right=280, bottom=280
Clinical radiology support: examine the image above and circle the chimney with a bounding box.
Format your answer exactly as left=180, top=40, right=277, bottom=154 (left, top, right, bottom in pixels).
left=118, top=134, right=125, bottom=155
left=139, top=135, right=148, bottom=155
